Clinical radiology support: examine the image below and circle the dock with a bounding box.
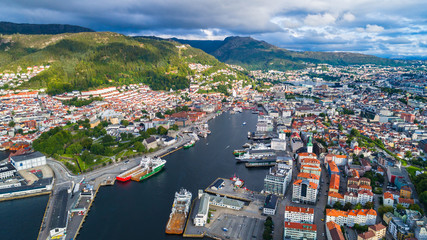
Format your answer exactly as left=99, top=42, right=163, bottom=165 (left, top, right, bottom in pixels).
left=204, top=178, right=255, bottom=202
left=160, top=146, right=183, bottom=158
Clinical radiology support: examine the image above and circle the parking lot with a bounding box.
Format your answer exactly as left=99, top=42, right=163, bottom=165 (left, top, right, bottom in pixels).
left=208, top=214, right=264, bottom=240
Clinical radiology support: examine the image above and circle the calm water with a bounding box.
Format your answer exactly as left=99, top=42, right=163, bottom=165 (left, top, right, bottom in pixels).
left=78, top=111, right=268, bottom=239
left=0, top=195, right=49, bottom=240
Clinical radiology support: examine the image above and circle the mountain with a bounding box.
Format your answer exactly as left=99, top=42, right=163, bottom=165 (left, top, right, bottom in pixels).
left=172, top=36, right=399, bottom=70
left=0, top=32, right=223, bottom=94
left=0, top=22, right=94, bottom=35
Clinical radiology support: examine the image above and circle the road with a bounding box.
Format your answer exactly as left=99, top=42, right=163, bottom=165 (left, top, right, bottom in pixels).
left=38, top=113, right=216, bottom=240
left=271, top=152, right=329, bottom=240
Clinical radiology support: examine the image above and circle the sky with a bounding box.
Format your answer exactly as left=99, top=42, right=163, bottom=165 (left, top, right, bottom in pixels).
left=1, top=0, right=427, bottom=59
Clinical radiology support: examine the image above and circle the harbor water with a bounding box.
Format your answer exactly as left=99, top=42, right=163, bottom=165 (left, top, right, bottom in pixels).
left=78, top=110, right=268, bottom=239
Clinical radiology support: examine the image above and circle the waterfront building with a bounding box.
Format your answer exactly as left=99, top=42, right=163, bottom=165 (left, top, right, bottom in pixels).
left=284, top=221, right=317, bottom=240
left=284, top=206, right=314, bottom=223
left=0, top=163, right=16, bottom=179
left=271, top=138, right=286, bottom=151
left=209, top=195, right=244, bottom=210
left=263, top=194, right=278, bottom=215
left=264, top=163, right=292, bottom=195
left=193, top=193, right=210, bottom=227
left=292, top=179, right=318, bottom=204
left=10, top=151, right=46, bottom=171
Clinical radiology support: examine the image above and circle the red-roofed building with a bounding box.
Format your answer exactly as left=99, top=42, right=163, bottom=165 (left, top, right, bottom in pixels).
left=326, top=221, right=345, bottom=240
left=284, top=222, right=317, bottom=240
left=284, top=206, right=314, bottom=223
left=330, top=174, right=340, bottom=193
left=292, top=179, right=318, bottom=204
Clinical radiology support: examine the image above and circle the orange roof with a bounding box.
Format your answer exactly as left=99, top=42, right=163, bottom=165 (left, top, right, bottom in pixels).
left=398, top=198, right=415, bottom=204
left=335, top=155, right=347, bottom=158
left=326, top=221, right=342, bottom=231
left=326, top=209, right=347, bottom=218
left=359, top=185, right=372, bottom=190
left=293, top=179, right=318, bottom=189
left=328, top=191, right=344, bottom=199
left=285, top=206, right=314, bottom=214
left=297, top=172, right=320, bottom=180
left=328, top=161, right=339, bottom=173
left=384, top=192, right=394, bottom=200
left=330, top=174, right=340, bottom=190
left=284, top=222, right=317, bottom=231
left=298, top=152, right=317, bottom=157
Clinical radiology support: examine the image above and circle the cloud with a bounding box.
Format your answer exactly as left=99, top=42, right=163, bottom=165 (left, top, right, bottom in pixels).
left=366, top=24, right=385, bottom=33
left=342, top=12, right=355, bottom=22
left=0, top=0, right=426, bottom=58
left=304, top=13, right=336, bottom=26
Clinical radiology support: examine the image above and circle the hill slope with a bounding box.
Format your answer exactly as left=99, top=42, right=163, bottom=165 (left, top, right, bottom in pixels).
left=0, top=22, right=94, bottom=35
left=0, top=32, right=223, bottom=94
left=173, top=36, right=398, bottom=70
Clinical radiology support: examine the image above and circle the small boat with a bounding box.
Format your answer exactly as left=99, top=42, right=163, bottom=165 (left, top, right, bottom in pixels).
left=183, top=140, right=195, bottom=149
left=242, top=122, right=247, bottom=125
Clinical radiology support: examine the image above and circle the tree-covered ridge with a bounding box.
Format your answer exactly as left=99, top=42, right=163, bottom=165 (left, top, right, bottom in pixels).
left=0, top=32, right=226, bottom=94
left=0, top=21, right=94, bottom=35
left=173, top=36, right=400, bottom=71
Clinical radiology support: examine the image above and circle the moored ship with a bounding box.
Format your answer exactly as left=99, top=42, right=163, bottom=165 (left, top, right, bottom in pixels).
left=116, top=157, right=166, bottom=182
left=165, top=188, right=192, bottom=234
left=183, top=140, right=195, bottom=149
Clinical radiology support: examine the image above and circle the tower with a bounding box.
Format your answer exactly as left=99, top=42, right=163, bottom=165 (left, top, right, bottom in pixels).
left=307, top=136, right=313, bottom=153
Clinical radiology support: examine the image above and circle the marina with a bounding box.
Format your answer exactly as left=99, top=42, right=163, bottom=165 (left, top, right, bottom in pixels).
left=76, top=110, right=267, bottom=240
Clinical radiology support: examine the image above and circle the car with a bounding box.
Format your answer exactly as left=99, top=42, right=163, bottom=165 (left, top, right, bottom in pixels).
left=321, top=219, right=324, bottom=221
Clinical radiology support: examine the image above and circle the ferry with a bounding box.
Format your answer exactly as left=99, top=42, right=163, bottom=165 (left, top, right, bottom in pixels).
left=233, top=149, right=246, bottom=156
left=183, top=140, right=195, bottom=149
left=165, top=188, right=192, bottom=234
left=116, top=157, right=166, bottom=182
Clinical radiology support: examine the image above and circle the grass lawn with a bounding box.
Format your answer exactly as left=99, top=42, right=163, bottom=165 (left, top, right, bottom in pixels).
left=407, top=165, right=423, bottom=179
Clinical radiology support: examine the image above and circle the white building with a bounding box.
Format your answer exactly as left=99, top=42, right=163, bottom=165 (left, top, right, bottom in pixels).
left=284, top=206, right=314, bottom=224
left=263, top=194, right=278, bottom=215
left=271, top=138, right=286, bottom=151
left=193, top=192, right=210, bottom=227
left=10, top=151, right=46, bottom=171
left=383, top=192, right=394, bottom=207
left=326, top=209, right=377, bottom=227
left=292, top=179, right=318, bottom=204
left=284, top=222, right=317, bottom=240
left=0, top=163, right=16, bottom=179
left=264, top=163, right=292, bottom=195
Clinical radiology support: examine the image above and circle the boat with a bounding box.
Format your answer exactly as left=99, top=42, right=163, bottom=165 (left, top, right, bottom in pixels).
left=233, top=149, right=246, bottom=156
left=183, top=140, right=195, bottom=149
left=116, top=157, right=166, bottom=182
left=242, top=122, right=247, bottom=125
left=230, top=174, right=244, bottom=188
left=165, top=188, right=192, bottom=234
left=242, top=143, right=252, bottom=148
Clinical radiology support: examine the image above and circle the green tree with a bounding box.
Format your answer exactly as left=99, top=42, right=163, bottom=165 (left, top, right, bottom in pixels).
left=102, top=134, right=114, bottom=144
left=405, top=151, right=412, bottom=159
left=81, top=150, right=94, bottom=163
left=378, top=205, right=394, bottom=217
left=396, top=204, right=406, bottom=210
left=146, top=128, right=157, bottom=135
left=8, top=121, right=15, bottom=127
left=90, top=143, right=105, bottom=155
left=134, top=142, right=146, bottom=153
left=170, top=124, right=179, bottom=131
left=350, top=128, right=360, bottom=137
left=343, top=202, right=353, bottom=211
left=155, top=112, right=165, bottom=119
left=338, top=124, right=344, bottom=131
left=157, top=126, right=168, bottom=135
left=81, top=137, right=93, bottom=149
left=409, top=204, right=424, bottom=215
left=121, top=120, right=129, bottom=127
left=66, top=143, right=83, bottom=155
left=333, top=201, right=343, bottom=210
left=354, top=203, right=363, bottom=210
left=364, top=202, right=374, bottom=209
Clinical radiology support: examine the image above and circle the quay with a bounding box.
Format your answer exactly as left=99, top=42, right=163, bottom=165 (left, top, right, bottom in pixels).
left=37, top=112, right=221, bottom=240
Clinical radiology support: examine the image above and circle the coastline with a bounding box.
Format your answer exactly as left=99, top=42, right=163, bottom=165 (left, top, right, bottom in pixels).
left=58, top=110, right=223, bottom=240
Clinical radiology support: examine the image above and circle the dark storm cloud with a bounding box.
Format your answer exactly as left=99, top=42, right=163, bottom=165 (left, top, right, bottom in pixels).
left=0, top=0, right=426, bottom=58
